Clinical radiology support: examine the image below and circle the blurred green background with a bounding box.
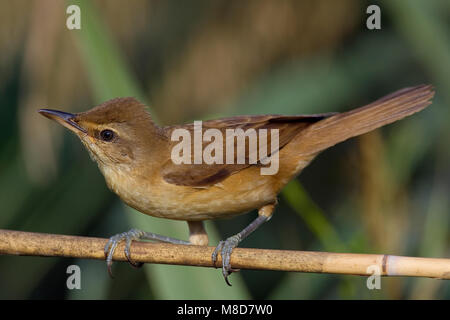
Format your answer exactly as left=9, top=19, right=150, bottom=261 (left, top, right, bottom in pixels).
left=0, top=0, right=449, bottom=299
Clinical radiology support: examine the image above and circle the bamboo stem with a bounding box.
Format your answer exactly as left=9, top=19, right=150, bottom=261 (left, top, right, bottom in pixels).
left=0, top=229, right=449, bottom=279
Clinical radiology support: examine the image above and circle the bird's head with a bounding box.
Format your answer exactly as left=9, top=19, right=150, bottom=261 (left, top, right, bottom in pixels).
left=39, top=98, right=166, bottom=172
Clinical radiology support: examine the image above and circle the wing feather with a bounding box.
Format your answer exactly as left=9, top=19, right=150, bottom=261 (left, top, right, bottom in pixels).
left=161, top=114, right=332, bottom=186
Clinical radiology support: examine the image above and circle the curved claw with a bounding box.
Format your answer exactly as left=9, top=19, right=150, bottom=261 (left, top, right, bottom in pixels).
left=124, top=236, right=143, bottom=268
left=104, top=229, right=144, bottom=277
left=105, top=238, right=119, bottom=278
left=212, top=235, right=241, bottom=286
left=211, top=240, right=225, bottom=268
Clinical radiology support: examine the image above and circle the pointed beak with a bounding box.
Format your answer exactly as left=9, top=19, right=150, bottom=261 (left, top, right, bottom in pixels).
left=38, top=109, right=87, bottom=134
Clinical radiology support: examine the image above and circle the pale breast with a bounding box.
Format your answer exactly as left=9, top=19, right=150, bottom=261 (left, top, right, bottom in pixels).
left=101, top=164, right=278, bottom=221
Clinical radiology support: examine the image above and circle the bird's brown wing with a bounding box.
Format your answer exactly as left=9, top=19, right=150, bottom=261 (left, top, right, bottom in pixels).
left=161, top=113, right=334, bottom=187
left=161, top=85, right=434, bottom=187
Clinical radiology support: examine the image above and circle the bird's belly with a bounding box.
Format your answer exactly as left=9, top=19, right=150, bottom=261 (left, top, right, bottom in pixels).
left=138, top=181, right=276, bottom=221
left=106, top=167, right=278, bottom=221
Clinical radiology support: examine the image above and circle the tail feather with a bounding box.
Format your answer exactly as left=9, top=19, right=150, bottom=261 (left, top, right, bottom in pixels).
left=297, top=84, right=434, bottom=156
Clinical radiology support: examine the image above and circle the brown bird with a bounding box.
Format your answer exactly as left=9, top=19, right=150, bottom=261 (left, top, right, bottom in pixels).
left=38, top=84, right=434, bottom=285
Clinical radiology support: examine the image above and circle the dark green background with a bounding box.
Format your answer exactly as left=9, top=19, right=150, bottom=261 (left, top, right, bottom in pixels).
left=0, top=0, right=448, bottom=299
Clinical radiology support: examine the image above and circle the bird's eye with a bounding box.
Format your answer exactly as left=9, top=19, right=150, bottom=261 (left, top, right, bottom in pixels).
left=100, top=129, right=115, bottom=142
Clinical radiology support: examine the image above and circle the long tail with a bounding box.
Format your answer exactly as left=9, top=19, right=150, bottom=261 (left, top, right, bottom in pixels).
left=297, top=84, right=434, bottom=156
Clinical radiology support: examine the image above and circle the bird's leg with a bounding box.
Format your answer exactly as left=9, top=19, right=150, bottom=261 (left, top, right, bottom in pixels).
left=187, top=221, right=209, bottom=246
left=212, top=203, right=275, bottom=286
left=104, top=228, right=190, bottom=277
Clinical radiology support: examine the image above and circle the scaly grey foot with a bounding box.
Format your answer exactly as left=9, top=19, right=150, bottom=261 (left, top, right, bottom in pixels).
left=104, top=228, right=190, bottom=277
left=212, top=234, right=242, bottom=286
left=212, top=214, right=269, bottom=286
